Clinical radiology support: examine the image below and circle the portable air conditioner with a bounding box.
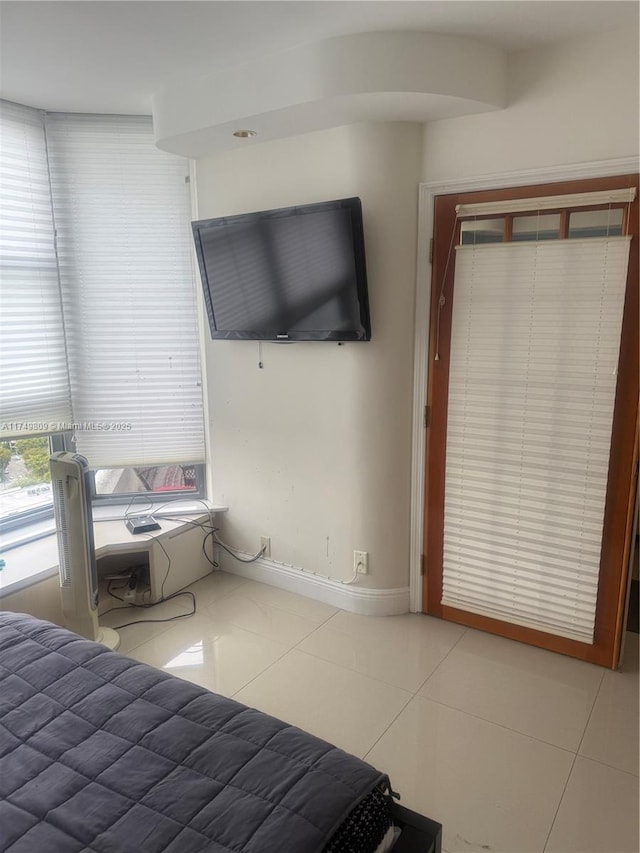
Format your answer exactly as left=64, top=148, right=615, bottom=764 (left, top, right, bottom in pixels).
left=50, top=452, right=120, bottom=650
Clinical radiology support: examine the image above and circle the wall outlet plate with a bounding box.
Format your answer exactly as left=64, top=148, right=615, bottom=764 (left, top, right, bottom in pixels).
left=260, top=536, right=271, bottom=558
left=354, top=550, right=368, bottom=574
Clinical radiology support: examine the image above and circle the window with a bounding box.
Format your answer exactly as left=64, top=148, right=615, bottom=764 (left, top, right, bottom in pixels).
left=1, top=436, right=52, bottom=529
left=0, top=101, right=206, bottom=536
left=456, top=188, right=631, bottom=247
left=92, top=463, right=205, bottom=503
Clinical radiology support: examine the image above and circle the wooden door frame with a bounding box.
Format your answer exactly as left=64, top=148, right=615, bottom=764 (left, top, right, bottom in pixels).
left=408, top=158, right=639, bottom=666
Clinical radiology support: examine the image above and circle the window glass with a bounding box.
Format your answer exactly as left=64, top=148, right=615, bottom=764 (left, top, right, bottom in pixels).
left=569, top=208, right=624, bottom=239
left=94, top=465, right=201, bottom=496
left=460, top=218, right=504, bottom=244
left=512, top=213, right=561, bottom=241
left=0, top=436, right=52, bottom=522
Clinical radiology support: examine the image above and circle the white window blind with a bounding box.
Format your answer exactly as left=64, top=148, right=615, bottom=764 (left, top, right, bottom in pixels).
left=455, top=187, right=636, bottom=219
left=0, top=101, right=72, bottom=435
left=442, top=236, right=630, bottom=643
left=45, top=114, right=205, bottom=468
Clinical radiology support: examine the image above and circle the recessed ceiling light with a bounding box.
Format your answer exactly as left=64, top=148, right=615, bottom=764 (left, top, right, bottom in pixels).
left=232, top=129, right=257, bottom=138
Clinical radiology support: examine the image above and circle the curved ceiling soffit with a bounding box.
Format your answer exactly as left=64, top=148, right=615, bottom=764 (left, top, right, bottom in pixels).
left=153, top=31, right=507, bottom=158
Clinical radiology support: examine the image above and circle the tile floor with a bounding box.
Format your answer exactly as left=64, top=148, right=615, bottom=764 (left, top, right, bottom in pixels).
left=101, top=571, right=640, bottom=853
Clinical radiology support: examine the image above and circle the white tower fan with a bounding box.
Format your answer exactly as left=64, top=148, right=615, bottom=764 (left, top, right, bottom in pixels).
left=50, top=452, right=120, bottom=650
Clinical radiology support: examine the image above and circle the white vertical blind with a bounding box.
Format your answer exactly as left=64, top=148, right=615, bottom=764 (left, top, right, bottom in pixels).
left=45, top=114, right=205, bottom=467
left=0, top=101, right=72, bottom=434
left=442, top=237, right=630, bottom=643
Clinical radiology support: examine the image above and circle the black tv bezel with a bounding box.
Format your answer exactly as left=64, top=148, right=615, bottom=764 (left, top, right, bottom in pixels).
left=191, top=197, right=371, bottom=342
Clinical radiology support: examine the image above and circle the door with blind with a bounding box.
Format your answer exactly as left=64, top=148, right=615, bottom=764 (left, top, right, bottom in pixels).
left=423, top=174, right=639, bottom=667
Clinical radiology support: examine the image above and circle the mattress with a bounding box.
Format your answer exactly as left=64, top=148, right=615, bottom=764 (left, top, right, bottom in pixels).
left=0, top=612, right=393, bottom=853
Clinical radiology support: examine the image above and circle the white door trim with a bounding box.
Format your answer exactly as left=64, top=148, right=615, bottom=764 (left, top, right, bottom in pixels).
left=409, top=155, right=640, bottom=613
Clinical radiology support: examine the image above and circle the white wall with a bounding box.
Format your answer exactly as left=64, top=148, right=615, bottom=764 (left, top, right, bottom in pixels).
left=196, top=122, right=423, bottom=589
left=422, top=26, right=639, bottom=181
left=195, top=25, right=638, bottom=599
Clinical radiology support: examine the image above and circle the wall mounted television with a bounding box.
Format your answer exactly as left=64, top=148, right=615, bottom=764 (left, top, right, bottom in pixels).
left=192, top=197, right=371, bottom=342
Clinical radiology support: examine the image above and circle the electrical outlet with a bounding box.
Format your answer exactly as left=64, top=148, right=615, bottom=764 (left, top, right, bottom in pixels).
left=353, top=550, right=368, bottom=574
left=260, top=536, right=271, bottom=558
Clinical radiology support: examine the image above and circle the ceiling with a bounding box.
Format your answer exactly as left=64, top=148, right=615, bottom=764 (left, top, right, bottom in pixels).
left=1, top=1, right=637, bottom=115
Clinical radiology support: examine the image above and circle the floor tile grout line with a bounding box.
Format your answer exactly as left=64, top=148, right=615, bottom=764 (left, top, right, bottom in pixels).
left=224, top=607, right=470, bottom=700
left=289, top=620, right=470, bottom=693
left=408, top=693, right=580, bottom=757
left=288, top=611, right=473, bottom=697
left=541, top=757, right=581, bottom=852
left=293, top=613, right=468, bottom=649
left=200, top=593, right=332, bottom=644
left=280, top=643, right=417, bottom=699
left=293, top=609, right=344, bottom=644
left=573, top=753, right=640, bottom=780
left=412, top=627, right=614, bottom=754
left=203, top=595, right=336, bottom=629
left=361, top=690, right=415, bottom=765
left=288, top=642, right=415, bottom=693
left=228, top=611, right=340, bottom=699
left=541, top=666, right=607, bottom=853
left=272, top=644, right=415, bottom=699
left=364, top=628, right=604, bottom=764
left=574, top=667, right=606, bottom=757
left=412, top=625, right=469, bottom=696
left=229, top=642, right=295, bottom=700
left=200, top=609, right=324, bottom=649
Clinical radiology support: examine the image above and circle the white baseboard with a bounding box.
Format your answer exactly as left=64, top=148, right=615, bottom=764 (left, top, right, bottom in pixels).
left=218, top=552, right=410, bottom=616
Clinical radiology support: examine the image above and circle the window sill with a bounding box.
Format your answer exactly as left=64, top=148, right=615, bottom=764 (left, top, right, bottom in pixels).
left=0, top=500, right=228, bottom=598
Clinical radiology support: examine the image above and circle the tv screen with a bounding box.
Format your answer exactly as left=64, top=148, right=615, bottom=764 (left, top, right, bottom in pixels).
left=192, top=197, right=371, bottom=341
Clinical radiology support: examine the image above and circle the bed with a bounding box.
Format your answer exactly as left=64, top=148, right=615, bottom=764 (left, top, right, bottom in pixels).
left=0, top=612, right=441, bottom=852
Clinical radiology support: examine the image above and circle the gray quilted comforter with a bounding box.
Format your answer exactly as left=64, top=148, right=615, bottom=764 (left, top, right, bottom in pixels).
left=0, top=612, right=388, bottom=852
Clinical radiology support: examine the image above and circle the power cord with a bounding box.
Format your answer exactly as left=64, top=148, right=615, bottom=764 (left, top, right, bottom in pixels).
left=152, top=513, right=265, bottom=567
left=122, top=495, right=216, bottom=524
left=100, top=589, right=196, bottom=629
left=103, top=544, right=196, bottom=628
left=102, top=521, right=199, bottom=629
left=155, top=515, right=220, bottom=569
left=212, top=533, right=266, bottom=563
left=102, top=499, right=238, bottom=630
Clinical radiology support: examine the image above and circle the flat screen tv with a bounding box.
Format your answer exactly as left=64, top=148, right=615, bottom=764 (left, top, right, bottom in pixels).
left=192, top=197, right=371, bottom=341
